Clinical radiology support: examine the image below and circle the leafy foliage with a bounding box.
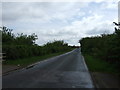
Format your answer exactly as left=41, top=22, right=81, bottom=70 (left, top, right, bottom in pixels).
left=2, top=26, right=73, bottom=60
left=79, top=24, right=120, bottom=71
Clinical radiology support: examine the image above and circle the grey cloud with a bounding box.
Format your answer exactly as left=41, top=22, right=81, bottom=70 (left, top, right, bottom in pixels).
left=86, top=28, right=111, bottom=35
left=86, top=24, right=114, bottom=35
left=2, top=2, right=117, bottom=46
left=38, top=29, right=77, bottom=37
left=2, top=2, right=46, bottom=23
left=2, top=2, right=87, bottom=24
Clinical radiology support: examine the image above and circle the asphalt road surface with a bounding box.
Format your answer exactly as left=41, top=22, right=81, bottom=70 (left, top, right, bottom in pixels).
left=3, top=48, right=94, bottom=88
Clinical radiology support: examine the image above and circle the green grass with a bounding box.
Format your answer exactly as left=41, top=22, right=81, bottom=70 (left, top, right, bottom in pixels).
left=3, top=51, right=71, bottom=66
left=83, top=54, right=118, bottom=73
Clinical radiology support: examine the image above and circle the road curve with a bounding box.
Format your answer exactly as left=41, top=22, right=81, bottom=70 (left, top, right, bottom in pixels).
left=3, top=48, right=94, bottom=88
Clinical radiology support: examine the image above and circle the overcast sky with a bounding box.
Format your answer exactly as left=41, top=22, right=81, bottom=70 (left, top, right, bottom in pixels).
left=2, top=0, right=118, bottom=46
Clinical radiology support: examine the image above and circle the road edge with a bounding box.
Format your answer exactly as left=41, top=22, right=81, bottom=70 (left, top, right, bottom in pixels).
left=81, top=54, right=98, bottom=89
left=2, top=49, right=75, bottom=76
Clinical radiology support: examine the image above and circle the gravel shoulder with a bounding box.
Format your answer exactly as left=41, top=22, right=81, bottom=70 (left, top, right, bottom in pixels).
left=2, top=65, right=23, bottom=75
left=91, top=72, right=120, bottom=88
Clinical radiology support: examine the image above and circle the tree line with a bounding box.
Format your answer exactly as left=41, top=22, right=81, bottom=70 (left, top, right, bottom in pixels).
left=79, top=22, right=120, bottom=70
left=1, top=26, right=74, bottom=60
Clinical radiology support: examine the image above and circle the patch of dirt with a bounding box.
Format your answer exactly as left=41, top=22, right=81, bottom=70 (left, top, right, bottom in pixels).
left=2, top=65, right=22, bottom=75
left=91, top=72, right=120, bottom=88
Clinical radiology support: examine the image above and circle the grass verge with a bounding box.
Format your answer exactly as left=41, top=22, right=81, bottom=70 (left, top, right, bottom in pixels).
left=3, top=51, right=71, bottom=66
left=83, top=54, right=119, bottom=74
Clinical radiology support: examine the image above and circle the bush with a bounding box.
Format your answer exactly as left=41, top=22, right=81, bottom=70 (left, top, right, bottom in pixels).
left=2, top=26, right=73, bottom=60
left=79, top=30, right=120, bottom=72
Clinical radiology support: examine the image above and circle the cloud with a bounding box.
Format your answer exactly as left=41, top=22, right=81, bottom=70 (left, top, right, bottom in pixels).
left=2, top=1, right=117, bottom=46
left=2, top=2, right=88, bottom=24
left=101, top=2, right=118, bottom=10
left=61, top=14, right=115, bottom=37
left=1, top=0, right=119, bottom=2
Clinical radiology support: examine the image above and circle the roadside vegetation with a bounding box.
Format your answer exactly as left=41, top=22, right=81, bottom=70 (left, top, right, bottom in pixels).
left=3, top=52, right=69, bottom=66
left=83, top=54, right=118, bottom=73
left=1, top=26, right=75, bottom=65
left=79, top=23, right=120, bottom=74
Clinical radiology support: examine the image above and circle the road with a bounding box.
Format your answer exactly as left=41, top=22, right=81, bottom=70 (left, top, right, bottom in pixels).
left=3, top=48, right=94, bottom=88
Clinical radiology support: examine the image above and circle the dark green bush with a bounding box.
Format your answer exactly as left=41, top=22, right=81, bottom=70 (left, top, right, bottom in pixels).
left=79, top=28, right=120, bottom=71
left=2, top=26, right=73, bottom=60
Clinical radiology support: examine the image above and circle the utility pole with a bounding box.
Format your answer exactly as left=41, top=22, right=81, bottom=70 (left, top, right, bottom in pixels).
left=113, top=2, right=120, bottom=30
left=118, top=1, right=120, bottom=29
left=113, top=2, right=120, bottom=29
